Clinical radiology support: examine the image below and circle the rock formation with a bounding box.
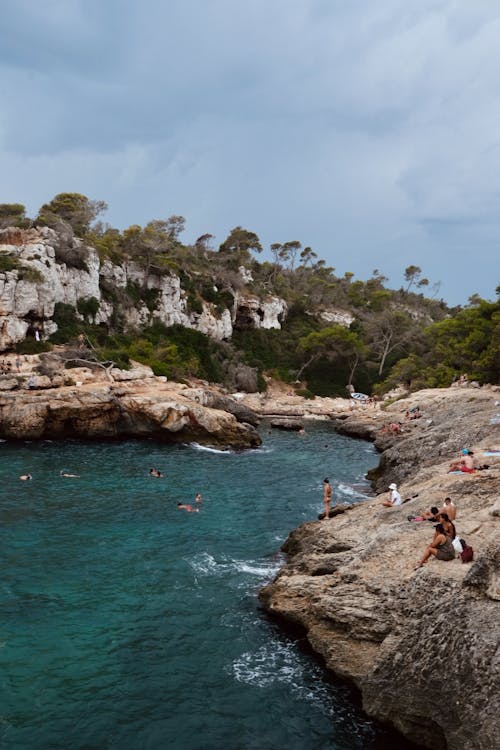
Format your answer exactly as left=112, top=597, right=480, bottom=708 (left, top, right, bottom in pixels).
left=0, top=227, right=288, bottom=350
left=0, top=354, right=260, bottom=449
left=258, top=386, right=500, bottom=750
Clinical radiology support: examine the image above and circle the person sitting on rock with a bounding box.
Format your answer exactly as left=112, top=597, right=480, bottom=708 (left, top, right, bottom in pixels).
left=438, top=512, right=456, bottom=540
left=448, top=449, right=475, bottom=473
left=382, top=483, right=402, bottom=507
left=415, top=523, right=455, bottom=568
left=439, top=497, right=456, bottom=521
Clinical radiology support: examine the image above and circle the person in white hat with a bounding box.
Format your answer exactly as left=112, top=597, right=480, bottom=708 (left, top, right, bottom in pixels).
left=382, top=482, right=402, bottom=507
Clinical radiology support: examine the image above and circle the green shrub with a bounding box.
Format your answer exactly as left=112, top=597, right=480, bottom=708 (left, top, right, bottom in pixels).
left=16, top=339, right=52, bottom=354
left=18, top=267, right=44, bottom=283
left=0, top=253, right=20, bottom=273
left=50, top=302, right=81, bottom=343
left=77, top=296, right=100, bottom=321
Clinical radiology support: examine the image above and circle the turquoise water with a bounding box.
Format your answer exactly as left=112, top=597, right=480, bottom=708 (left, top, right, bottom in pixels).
left=0, top=425, right=415, bottom=750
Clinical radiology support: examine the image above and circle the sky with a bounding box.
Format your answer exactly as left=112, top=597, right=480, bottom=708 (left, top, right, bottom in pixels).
left=1, top=0, right=499, bottom=306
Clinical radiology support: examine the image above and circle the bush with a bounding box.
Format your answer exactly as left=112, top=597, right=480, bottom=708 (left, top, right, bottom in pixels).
left=77, top=296, right=100, bottom=321
left=0, top=253, right=20, bottom=273
left=16, top=339, right=52, bottom=354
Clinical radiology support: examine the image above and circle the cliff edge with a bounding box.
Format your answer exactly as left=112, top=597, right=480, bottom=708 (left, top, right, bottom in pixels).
left=259, top=386, right=500, bottom=750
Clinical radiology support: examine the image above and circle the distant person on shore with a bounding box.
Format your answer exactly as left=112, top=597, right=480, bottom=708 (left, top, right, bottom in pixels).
left=60, top=470, right=80, bottom=478
left=322, top=478, right=332, bottom=519
left=177, top=502, right=199, bottom=513
left=382, top=483, right=402, bottom=507
left=195, top=492, right=202, bottom=504
left=439, top=497, right=456, bottom=521
left=149, top=468, right=164, bottom=478
left=415, top=523, right=455, bottom=568
left=19, top=473, right=32, bottom=481
left=448, top=449, right=475, bottom=473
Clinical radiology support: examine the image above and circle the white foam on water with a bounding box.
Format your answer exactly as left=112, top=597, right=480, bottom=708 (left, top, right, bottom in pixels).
left=188, top=552, right=280, bottom=583
left=188, top=443, right=234, bottom=455
left=188, top=551, right=220, bottom=575
left=230, top=642, right=302, bottom=687
left=336, top=483, right=363, bottom=498
left=231, top=560, right=280, bottom=578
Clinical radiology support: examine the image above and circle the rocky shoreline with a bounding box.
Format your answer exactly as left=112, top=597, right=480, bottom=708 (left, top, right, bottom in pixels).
left=252, top=385, right=499, bottom=750
left=2, top=357, right=499, bottom=748
left=0, top=353, right=260, bottom=449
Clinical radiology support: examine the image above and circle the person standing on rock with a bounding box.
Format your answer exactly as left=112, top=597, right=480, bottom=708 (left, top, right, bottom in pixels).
left=322, top=478, right=332, bottom=519
left=382, top=483, right=402, bottom=507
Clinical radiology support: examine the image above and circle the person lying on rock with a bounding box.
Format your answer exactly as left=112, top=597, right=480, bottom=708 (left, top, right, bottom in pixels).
left=447, top=449, right=475, bottom=473
left=439, top=497, right=456, bottom=521
left=408, top=505, right=440, bottom=522
left=415, top=523, right=455, bottom=568
left=382, top=483, right=402, bottom=507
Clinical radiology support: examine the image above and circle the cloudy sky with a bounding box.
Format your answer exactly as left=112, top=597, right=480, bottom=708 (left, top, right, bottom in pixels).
left=1, top=0, right=499, bottom=305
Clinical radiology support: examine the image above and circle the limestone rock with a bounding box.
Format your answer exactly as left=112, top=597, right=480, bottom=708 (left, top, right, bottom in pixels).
left=259, top=386, right=500, bottom=750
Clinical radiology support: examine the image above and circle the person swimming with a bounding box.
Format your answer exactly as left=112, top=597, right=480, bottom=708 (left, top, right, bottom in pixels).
left=60, top=470, right=80, bottom=477
left=19, top=473, right=32, bottom=481
left=177, top=502, right=199, bottom=513
left=149, top=468, right=164, bottom=478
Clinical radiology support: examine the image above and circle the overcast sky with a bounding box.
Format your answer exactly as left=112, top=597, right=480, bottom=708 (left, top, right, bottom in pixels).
left=1, top=0, right=499, bottom=305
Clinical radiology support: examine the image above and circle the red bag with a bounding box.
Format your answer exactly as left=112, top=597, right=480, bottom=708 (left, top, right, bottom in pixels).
left=460, top=543, right=474, bottom=563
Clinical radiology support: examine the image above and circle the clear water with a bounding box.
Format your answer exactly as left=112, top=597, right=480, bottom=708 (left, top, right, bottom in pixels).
left=0, top=425, right=415, bottom=750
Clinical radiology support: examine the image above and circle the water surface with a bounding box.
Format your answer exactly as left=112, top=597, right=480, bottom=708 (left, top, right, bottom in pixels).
left=0, top=425, right=415, bottom=749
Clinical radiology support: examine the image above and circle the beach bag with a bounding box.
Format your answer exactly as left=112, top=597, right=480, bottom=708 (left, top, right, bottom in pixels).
left=452, top=537, right=463, bottom=554
left=460, top=540, right=474, bottom=563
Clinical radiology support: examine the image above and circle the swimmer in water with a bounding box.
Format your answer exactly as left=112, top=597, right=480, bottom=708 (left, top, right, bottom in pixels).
left=60, top=470, right=80, bottom=477
left=19, top=474, right=32, bottom=481
left=149, top=468, right=164, bottom=478
left=177, top=502, right=199, bottom=513
left=195, top=492, right=202, bottom=503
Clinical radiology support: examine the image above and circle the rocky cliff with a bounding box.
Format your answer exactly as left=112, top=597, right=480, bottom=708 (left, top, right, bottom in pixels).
left=0, top=227, right=287, bottom=350
left=0, top=353, right=260, bottom=449
left=257, top=386, right=500, bottom=750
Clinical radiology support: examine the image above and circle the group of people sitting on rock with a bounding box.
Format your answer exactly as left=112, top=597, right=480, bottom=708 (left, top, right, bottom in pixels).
left=414, top=498, right=460, bottom=568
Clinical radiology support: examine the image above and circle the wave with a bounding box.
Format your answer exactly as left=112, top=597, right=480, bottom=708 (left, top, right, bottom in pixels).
left=188, top=552, right=280, bottom=582
left=336, top=482, right=370, bottom=499
left=230, top=642, right=301, bottom=687
left=188, top=443, right=234, bottom=455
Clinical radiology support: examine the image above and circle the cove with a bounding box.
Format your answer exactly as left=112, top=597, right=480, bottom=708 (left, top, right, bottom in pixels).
left=0, top=424, right=417, bottom=750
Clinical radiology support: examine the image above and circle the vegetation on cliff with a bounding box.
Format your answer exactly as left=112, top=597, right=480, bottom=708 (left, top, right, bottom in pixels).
left=1, top=194, right=498, bottom=393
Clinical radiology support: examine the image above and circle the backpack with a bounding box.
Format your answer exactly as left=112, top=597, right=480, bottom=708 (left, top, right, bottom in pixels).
left=459, top=539, right=474, bottom=563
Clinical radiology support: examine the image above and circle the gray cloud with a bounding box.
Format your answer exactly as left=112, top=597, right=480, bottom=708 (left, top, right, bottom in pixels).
left=1, top=0, right=499, bottom=304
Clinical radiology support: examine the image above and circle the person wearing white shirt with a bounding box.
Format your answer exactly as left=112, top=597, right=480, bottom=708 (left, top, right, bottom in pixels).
left=382, top=482, right=402, bottom=507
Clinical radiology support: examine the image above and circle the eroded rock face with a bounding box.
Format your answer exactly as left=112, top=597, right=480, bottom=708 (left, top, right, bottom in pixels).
left=0, top=228, right=287, bottom=349
left=259, top=387, right=500, bottom=750
left=0, top=375, right=261, bottom=449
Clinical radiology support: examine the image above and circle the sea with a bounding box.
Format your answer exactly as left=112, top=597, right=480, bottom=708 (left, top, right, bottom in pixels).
left=0, top=424, right=417, bottom=750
